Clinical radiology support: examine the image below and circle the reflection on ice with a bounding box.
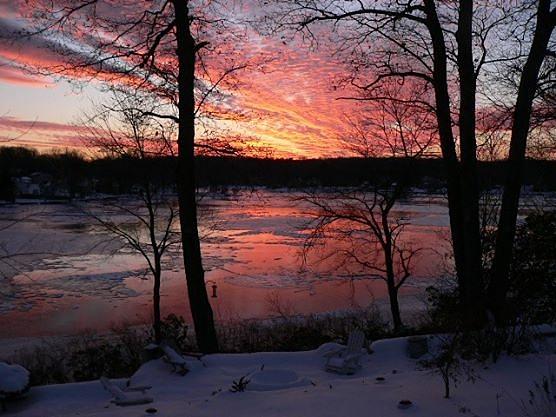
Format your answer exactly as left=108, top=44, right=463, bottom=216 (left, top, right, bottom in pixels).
left=0, top=189, right=453, bottom=337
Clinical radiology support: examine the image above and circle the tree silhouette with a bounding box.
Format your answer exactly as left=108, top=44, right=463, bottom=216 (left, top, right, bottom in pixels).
left=82, top=89, right=179, bottom=343
left=300, top=85, right=433, bottom=330
left=272, top=0, right=556, bottom=325
left=19, top=0, right=258, bottom=352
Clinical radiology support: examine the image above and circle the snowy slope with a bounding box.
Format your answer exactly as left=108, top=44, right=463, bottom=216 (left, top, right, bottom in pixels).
left=3, top=337, right=555, bottom=417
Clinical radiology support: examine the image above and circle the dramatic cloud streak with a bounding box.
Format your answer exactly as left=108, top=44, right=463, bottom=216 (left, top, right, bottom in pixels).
left=0, top=116, right=91, bottom=150
left=235, top=45, right=356, bottom=157
left=0, top=1, right=366, bottom=158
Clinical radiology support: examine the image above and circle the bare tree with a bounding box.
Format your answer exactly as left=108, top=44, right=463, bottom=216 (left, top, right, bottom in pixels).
left=300, top=87, right=433, bottom=331
left=18, top=0, right=261, bottom=351
left=81, top=89, right=179, bottom=343
left=270, top=0, right=556, bottom=325
left=301, top=188, right=418, bottom=331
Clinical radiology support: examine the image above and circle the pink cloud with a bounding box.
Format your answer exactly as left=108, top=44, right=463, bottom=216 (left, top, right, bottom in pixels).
left=0, top=65, right=48, bottom=85
left=0, top=116, right=87, bottom=133
left=0, top=116, right=93, bottom=151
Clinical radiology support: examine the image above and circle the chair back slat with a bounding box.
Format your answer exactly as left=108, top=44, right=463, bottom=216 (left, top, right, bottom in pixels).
left=161, top=344, right=187, bottom=364
left=100, top=377, right=126, bottom=400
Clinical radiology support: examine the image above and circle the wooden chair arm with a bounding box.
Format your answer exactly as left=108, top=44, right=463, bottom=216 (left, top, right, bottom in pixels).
left=123, top=385, right=152, bottom=393
left=323, top=347, right=345, bottom=358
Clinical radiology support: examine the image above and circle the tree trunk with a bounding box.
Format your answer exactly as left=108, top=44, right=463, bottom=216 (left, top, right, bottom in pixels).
left=443, top=373, right=450, bottom=399
left=382, top=221, right=403, bottom=331
left=173, top=0, right=218, bottom=353
left=456, top=1, right=484, bottom=326
left=424, top=0, right=484, bottom=324
left=387, top=277, right=403, bottom=332
left=153, top=265, right=162, bottom=344
left=145, top=185, right=163, bottom=344
left=489, top=2, right=555, bottom=321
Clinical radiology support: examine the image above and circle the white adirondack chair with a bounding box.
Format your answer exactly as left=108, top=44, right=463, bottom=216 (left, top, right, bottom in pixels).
left=160, top=343, right=190, bottom=375
left=99, top=377, right=153, bottom=406
left=324, top=330, right=366, bottom=375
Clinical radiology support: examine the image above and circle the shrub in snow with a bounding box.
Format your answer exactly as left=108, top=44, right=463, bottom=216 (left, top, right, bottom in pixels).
left=68, top=332, right=144, bottom=381
left=425, top=283, right=533, bottom=362
left=7, top=310, right=388, bottom=386
left=521, top=370, right=556, bottom=417
left=0, top=362, right=30, bottom=410
left=483, top=211, right=556, bottom=328
left=230, top=375, right=251, bottom=393
left=216, top=306, right=386, bottom=353
left=10, top=328, right=146, bottom=385
left=425, top=211, right=556, bottom=361
left=505, top=211, right=556, bottom=325
left=420, top=334, right=475, bottom=399
left=159, top=314, right=191, bottom=351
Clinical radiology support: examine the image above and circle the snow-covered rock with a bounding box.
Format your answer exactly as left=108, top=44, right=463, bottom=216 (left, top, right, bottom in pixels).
left=0, top=362, right=30, bottom=397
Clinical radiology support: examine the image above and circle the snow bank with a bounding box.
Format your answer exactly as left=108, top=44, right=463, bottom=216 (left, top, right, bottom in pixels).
left=3, top=337, right=555, bottom=417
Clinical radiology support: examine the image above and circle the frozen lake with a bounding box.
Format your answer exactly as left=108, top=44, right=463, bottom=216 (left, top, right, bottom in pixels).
left=2, top=188, right=544, bottom=338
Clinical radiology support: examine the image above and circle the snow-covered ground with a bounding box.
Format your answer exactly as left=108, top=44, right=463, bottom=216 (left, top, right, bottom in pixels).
left=3, top=336, right=555, bottom=417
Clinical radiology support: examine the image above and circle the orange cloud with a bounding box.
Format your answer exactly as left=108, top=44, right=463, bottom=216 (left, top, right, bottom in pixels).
left=227, top=41, right=359, bottom=158
left=0, top=2, right=367, bottom=158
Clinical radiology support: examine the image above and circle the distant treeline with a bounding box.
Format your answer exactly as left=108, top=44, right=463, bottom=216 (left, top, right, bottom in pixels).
left=1, top=146, right=556, bottom=200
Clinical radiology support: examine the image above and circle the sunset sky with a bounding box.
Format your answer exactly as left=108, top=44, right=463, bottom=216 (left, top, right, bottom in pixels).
left=0, top=1, right=362, bottom=159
